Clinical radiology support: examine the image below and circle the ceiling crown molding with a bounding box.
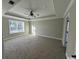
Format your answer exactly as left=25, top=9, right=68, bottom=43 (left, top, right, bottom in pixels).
left=28, top=16, right=62, bottom=21
left=2, top=14, right=28, bottom=21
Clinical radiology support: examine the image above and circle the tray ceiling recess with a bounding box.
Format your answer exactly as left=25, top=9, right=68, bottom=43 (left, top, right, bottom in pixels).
left=3, top=0, right=56, bottom=20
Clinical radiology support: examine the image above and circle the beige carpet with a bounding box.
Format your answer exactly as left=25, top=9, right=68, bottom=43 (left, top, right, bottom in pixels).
left=3, top=35, right=65, bottom=59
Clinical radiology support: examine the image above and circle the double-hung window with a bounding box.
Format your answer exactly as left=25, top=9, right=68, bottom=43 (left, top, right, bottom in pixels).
left=9, top=20, right=24, bottom=34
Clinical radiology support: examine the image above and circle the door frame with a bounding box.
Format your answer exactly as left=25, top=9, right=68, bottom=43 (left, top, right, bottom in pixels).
left=63, top=12, right=70, bottom=47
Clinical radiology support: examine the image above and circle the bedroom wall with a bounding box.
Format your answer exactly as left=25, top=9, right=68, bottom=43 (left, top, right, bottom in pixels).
left=2, top=17, right=29, bottom=40
left=31, top=18, right=64, bottom=40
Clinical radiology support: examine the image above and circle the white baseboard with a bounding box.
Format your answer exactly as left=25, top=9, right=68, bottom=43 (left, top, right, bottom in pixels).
left=36, top=34, right=62, bottom=40
left=66, top=52, right=70, bottom=59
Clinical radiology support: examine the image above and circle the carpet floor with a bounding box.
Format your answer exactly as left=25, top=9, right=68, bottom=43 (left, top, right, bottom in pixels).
left=3, top=35, right=65, bottom=59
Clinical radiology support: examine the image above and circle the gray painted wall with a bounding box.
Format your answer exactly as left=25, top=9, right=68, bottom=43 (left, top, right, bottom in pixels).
left=2, top=17, right=29, bottom=40
left=31, top=18, right=64, bottom=40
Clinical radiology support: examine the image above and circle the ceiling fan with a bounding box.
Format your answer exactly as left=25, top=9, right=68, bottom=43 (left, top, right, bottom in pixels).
left=29, top=10, right=36, bottom=18
left=23, top=8, right=39, bottom=19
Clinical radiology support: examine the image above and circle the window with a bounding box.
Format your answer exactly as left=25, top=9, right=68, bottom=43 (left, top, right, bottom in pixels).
left=9, top=20, right=24, bottom=34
